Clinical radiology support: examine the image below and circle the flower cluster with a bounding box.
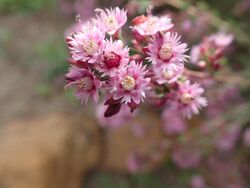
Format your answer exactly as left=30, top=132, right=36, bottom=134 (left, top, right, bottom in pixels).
left=65, top=7, right=208, bottom=119
left=190, top=32, right=233, bottom=70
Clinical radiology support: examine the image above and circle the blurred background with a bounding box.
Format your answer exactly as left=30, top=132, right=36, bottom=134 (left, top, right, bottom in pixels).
left=0, top=0, right=250, bottom=188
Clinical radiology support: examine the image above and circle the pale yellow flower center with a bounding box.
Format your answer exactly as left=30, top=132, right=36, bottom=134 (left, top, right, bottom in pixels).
left=78, top=77, right=93, bottom=90
left=163, top=69, right=174, bottom=79
left=82, top=39, right=98, bottom=56
left=198, top=60, right=206, bottom=68
left=180, top=93, right=193, bottom=104
left=121, top=76, right=136, bottom=91
left=159, top=43, right=173, bottom=60
left=105, top=16, right=118, bottom=31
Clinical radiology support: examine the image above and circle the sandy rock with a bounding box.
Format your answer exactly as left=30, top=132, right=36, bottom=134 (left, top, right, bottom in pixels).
left=101, top=110, right=169, bottom=173
left=0, top=112, right=100, bottom=188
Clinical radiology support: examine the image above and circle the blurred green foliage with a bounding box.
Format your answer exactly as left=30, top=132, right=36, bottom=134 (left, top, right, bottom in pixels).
left=97, top=174, right=130, bottom=188
left=35, top=83, right=52, bottom=98
left=0, top=0, right=54, bottom=13
left=0, top=28, right=11, bottom=58
left=131, top=173, right=167, bottom=188
left=85, top=170, right=197, bottom=188
left=35, top=38, right=68, bottom=80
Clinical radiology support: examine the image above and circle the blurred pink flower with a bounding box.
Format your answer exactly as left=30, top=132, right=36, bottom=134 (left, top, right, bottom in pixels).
left=172, top=146, right=201, bottom=169
left=161, top=109, right=187, bottom=135
left=190, top=32, right=233, bottom=66
left=190, top=175, right=208, bottom=188
left=127, top=151, right=149, bottom=173
left=190, top=44, right=201, bottom=64
left=208, top=32, right=234, bottom=48
left=181, top=19, right=193, bottom=33
left=179, top=11, right=212, bottom=42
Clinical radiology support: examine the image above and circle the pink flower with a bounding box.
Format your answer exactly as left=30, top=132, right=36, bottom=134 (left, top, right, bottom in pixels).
left=171, top=81, right=207, bottom=119
left=190, top=44, right=202, bottom=64
left=109, top=61, right=151, bottom=104
left=66, top=22, right=105, bottom=64
left=131, top=15, right=173, bottom=37
left=147, top=32, right=189, bottom=70
left=161, top=109, right=187, bottom=135
left=95, top=7, right=127, bottom=35
left=190, top=32, right=233, bottom=65
left=127, top=151, right=148, bottom=173
left=153, top=63, right=184, bottom=84
left=208, top=32, right=234, bottom=48
left=64, top=6, right=209, bottom=118
left=181, top=19, right=193, bottom=33
left=96, top=103, right=133, bottom=128
left=65, top=66, right=101, bottom=104
left=190, top=175, right=208, bottom=188
left=99, top=39, right=129, bottom=76
left=243, top=128, right=250, bottom=147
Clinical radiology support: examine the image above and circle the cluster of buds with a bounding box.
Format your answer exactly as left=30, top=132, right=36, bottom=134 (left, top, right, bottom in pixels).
left=190, top=32, right=234, bottom=71
left=65, top=7, right=208, bottom=118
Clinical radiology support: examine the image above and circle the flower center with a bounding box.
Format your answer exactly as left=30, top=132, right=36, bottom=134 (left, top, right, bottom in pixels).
left=180, top=92, right=193, bottom=104
left=78, top=77, right=93, bottom=91
left=159, top=43, right=173, bottom=60
left=103, top=52, right=121, bottom=68
left=105, top=16, right=118, bottom=31
left=121, top=76, right=136, bottom=91
left=82, top=39, right=99, bottom=56
left=163, top=69, right=174, bottom=79
left=198, top=60, right=206, bottom=68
